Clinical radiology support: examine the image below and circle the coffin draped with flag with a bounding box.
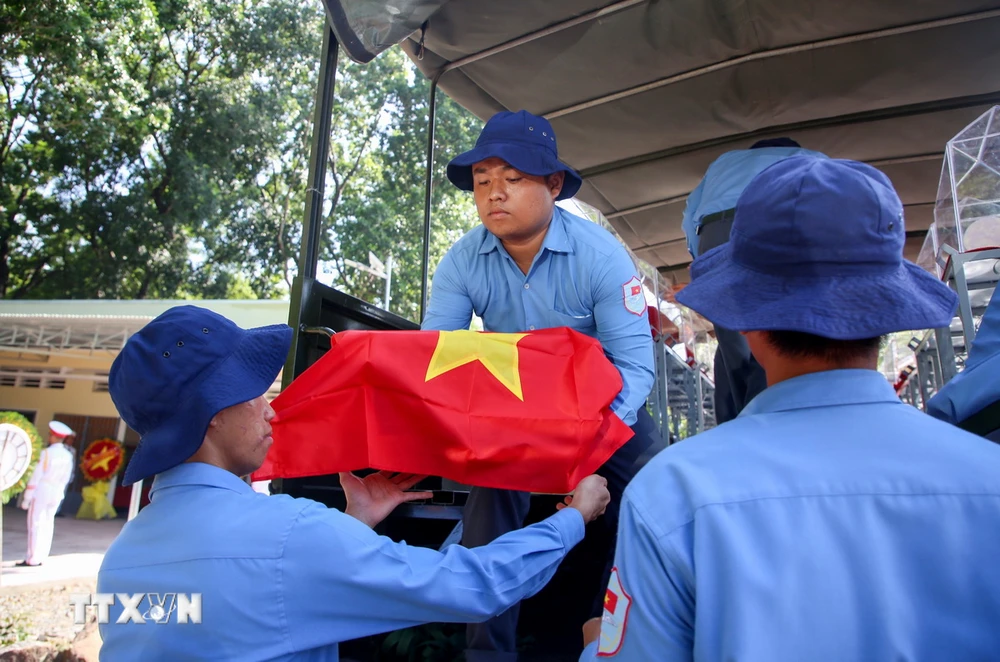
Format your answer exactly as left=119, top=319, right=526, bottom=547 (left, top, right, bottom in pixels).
left=253, top=327, right=634, bottom=493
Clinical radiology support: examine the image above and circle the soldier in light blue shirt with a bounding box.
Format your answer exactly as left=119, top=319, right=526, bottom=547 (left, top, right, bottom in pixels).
left=681, top=138, right=829, bottom=423
left=98, top=305, right=611, bottom=661
left=423, top=110, right=665, bottom=661
left=680, top=138, right=828, bottom=259
left=581, top=156, right=1000, bottom=660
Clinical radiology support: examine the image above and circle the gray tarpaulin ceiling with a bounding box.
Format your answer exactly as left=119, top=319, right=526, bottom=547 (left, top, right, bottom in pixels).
left=344, top=0, right=998, bottom=284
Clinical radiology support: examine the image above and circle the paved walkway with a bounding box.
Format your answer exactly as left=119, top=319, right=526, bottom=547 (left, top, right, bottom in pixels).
left=1, top=504, right=125, bottom=589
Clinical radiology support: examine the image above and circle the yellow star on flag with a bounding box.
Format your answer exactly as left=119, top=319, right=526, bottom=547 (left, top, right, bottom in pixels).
left=88, top=448, right=118, bottom=472
left=425, top=330, right=528, bottom=400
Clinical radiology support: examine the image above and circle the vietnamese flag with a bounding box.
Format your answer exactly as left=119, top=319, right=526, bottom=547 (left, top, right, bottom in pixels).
left=604, top=587, right=619, bottom=614
left=253, top=327, right=634, bottom=493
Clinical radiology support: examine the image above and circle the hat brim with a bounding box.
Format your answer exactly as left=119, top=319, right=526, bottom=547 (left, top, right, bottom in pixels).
left=121, top=324, right=293, bottom=486
left=447, top=142, right=583, bottom=200
left=48, top=422, right=74, bottom=437
left=675, top=243, right=958, bottom=340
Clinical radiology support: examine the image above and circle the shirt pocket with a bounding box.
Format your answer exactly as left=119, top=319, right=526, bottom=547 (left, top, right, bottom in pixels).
left=549, top=307, right=596, bottom=334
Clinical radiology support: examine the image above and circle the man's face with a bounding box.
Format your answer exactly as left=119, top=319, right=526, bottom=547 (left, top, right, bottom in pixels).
left=206, top=395, right=275, bottom=477
left=472, top=158, right=564, bottom=244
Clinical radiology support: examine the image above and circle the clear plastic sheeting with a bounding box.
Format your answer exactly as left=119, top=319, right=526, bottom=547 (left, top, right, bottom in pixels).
left=916, top=229, right=939, bottom=278
left=898, top=108, right=1000, bottom=412
left=322, top=0, right=445, bottom=63
left=931, top=105, right=1000, bottom=272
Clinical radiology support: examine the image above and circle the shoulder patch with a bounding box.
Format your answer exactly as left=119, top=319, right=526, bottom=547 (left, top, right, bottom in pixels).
left=621, top=276, right=645, bottom=316
left=597, top=566, right=633, bottom=656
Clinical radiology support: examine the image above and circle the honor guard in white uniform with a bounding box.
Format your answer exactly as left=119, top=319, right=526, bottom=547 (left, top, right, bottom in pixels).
left=18, top=420, right=76, bottom=566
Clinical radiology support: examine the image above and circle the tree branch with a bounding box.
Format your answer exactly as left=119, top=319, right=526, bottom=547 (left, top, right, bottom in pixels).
left=136, top=269, right=154, bottom=299
left=164, top=32, right=189, bottom=82
left=327, top=102, right=384, bottom=219
left=150, top=133, right=173, bottom=216
left=0, top=65, right=42, bottom=174
left=277, top=177, right=296, bottom=293
left=188, top=47, right=222, bottom=87
left=0, top=74, right=17, bottom=168
left=4, top=185, right=29, bottom=229
left=343, top=109, right=382, bottom=191
left=1, top=186, right=31, bottom=297
left=9, top=256, right=49, bottom=299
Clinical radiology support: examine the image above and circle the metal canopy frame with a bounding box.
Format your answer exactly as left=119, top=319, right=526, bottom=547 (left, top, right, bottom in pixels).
left=904, top=245, right=998, bottom=409
left=941, top=245, right=1000, bottom=350
left=0, top=320, right=142, bottom=355
left=287, top=25, right=342, bottom=383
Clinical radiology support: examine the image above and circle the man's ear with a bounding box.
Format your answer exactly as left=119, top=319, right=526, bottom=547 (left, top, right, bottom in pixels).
left=547, top=171, right=565, bottom=200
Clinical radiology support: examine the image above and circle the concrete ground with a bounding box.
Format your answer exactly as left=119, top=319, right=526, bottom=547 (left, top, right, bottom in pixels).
left=1, top=505, right=124, bottom=661
left=1, top=505, right=124, bottom=589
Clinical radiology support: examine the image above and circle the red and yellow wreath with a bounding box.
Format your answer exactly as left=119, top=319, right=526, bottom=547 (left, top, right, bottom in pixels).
left=80, top=438, right=124, bottom=482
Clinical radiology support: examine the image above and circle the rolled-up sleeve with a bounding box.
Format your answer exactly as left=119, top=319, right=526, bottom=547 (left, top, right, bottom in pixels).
left=421, top=249, right=474, bottom=331
left=282, top=504, right=585, bottom=651
left=592, top=251, right=656, bottom=426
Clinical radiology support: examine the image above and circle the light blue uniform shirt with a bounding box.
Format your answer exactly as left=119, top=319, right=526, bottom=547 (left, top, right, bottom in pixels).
left=583, top=370, right=1000, bottom=660
left=422, top=206, right=655, bottom=426
left=97, top=463, right=585, bottom=661
left=928, top=286, right=1000, bottom=440
left=681, top=147, right=827, bottom=257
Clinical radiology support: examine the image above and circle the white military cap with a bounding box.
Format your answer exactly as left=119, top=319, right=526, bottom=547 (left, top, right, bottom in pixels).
left=48, top=421, right=75, bottom=437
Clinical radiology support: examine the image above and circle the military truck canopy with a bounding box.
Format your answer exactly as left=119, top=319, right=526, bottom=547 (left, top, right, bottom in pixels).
left=319, top=0, right=1000, bottom=284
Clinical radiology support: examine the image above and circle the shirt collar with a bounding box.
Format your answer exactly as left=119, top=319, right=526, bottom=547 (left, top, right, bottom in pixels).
left=478, top=229, right=503, bottom=255
left=150, top=462, right=254, bottom=498
left=541, top=207, right=573, bottom=254
left=739, top=369, right=901, bottom=418
left=477, top=207, right=574, bottom=255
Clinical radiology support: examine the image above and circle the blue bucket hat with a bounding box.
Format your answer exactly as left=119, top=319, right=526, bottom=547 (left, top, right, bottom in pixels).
left=110, top=305, right=292, bottom=486
left=447, top=110, right=583, bottom=200
left=676, top=156, right=958, bottom=339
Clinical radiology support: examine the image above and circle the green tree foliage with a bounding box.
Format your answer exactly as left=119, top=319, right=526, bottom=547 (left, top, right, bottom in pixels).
left=317, top=50, right=480, bottom=321
left=1, top=0, right=483, bottom=321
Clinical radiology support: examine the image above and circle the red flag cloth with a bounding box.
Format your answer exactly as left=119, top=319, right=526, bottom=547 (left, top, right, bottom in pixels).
left=253, top=327, right=634, bottom=493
